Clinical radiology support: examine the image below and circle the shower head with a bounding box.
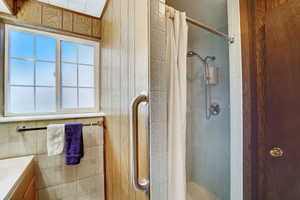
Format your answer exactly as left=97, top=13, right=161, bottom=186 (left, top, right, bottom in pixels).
left=187, top=51, right=198, bottom=57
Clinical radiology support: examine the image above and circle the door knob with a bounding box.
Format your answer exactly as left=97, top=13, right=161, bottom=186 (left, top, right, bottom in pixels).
left=270, top=147, right=284, bottom=158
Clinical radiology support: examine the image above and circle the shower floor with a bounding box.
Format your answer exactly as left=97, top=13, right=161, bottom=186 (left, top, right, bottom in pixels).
left=187, top=182, right=220, bottom=200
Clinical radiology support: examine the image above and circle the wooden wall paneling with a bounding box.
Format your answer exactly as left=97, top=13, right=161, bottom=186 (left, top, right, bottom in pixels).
left=102, top=0, right=123, bottom=199
left=254, top=1, right=268, bottom=200
left=101, top=5, right=112, bottom=200
left=4, top=0, right=14, bottom=13
left=16, top=0, right=42, bottom=25
left=73, top=13, right=92, bottom=36
left=4, top=0, right=102, bottom=39
left=266, top=0, right=289, bottom=9
left=119, top=0, right=134, bottom=199
left=102, top=1, right=114, bottom=199
left=111, top=0, right=122, bottom=198
left=42, top=4, right=62, bottom=29
left=62, top=10, right=73, bottom=32
left=92, top=18, right=102, bottom=38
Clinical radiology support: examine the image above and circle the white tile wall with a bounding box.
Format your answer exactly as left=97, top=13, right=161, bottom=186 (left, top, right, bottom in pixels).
left=0, top=117, right=105, bottom=200
left=187, top=27, right=230, bottom=200
left=150, top=0, right=168, bottom=199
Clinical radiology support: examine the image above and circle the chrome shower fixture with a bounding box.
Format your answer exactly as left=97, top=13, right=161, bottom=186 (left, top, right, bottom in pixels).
left=187, top=51, right=216, bottom=63
left=187, top=50, right=198, bottom=57
left=187, top=50, right=220, bottom=120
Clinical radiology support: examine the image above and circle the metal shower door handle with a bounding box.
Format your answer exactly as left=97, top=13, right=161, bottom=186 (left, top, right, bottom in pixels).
left=130, top=93, right=150, bottom=192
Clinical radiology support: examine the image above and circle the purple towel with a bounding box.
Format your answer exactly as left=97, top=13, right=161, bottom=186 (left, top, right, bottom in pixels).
left=65, top=123, right=84, bottom=165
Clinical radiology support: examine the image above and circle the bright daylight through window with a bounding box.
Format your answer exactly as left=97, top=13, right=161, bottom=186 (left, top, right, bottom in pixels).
left=5, top=25, right=99, bottom=116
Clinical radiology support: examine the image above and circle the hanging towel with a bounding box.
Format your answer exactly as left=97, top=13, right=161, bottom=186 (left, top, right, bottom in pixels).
left=65, top=123, right=84, bottom=165
left=47, top=124, right=65, bottom=156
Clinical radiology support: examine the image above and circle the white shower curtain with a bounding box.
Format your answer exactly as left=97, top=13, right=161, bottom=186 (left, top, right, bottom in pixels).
left=166, top=6, right=188, bottom=200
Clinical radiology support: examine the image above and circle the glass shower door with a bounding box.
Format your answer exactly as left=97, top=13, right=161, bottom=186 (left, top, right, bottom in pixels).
left=186, top=28, right=230, bottom=200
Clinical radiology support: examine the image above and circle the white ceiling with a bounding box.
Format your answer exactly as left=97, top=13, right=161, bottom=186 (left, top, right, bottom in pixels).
left=37, top=0, right=107, bottom=17
left=166, top=0, right=227, bottom=30
left=0, top=0, right=11, bottom=14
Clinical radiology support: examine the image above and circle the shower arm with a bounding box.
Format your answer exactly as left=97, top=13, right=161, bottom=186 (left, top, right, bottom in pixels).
left=187, top=51, right=215, bottom=63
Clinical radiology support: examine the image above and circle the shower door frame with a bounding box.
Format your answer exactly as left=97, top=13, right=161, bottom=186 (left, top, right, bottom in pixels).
left=149, top=0, right=245, bottom=199
left=228, top=0, right=244, bottom=200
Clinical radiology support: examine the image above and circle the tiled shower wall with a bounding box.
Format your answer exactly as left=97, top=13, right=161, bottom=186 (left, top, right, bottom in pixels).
left=187, top=26, right=230, bottom=200
left=149, top=0, right=168, bottom=200
left=0, top=117, right=105, bottom=200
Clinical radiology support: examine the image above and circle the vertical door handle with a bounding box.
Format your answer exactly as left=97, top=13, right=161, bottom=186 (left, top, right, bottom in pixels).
left=130, top=93, right=150, bottom=192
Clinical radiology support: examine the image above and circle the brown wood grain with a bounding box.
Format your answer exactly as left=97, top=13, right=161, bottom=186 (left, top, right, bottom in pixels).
left=264, top=1, right=300, bottom=199
left=239, top=0, right=256, bottom=200
left=1, top=0, right=102, bottom=39
left=17, top=0, right=42, bottom=25
left=254, top=1, right=268, bottom=200
left=42, top=4, right=62, bottom=29
left=62, top=10, right=73, bottom=32
left=240, top=0, right=289, bottom=199
left=92, top=18, right=101, bottom=38
left=23, top=178, right=37, bottom=200
left=73, top=14, right=92, bottom=36
left=10, top=160, right=36, bottom=200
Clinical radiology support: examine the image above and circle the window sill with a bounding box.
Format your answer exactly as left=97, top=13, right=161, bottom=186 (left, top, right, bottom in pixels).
left=0, top=112, right=105, bottom=123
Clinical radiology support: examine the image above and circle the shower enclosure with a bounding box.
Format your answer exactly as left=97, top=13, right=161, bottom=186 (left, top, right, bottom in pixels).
left=186, top=31, right=230, bottom=200
left=167, top=1, right=231, bottom=200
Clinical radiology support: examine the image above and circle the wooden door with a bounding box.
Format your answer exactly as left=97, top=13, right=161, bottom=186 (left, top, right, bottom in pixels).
left=263, top=0, right=300, bottom=199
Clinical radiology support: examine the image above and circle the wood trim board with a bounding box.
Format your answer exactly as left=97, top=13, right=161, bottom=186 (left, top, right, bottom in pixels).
left=0, top=0, right=102, bottom=40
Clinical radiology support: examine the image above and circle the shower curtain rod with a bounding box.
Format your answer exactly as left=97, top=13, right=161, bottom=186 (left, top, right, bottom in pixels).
left=185, top=16, right=234, bottom=44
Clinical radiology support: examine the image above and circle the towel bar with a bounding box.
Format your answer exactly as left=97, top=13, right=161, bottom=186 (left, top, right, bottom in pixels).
left=16, top=117, right=105, bottom=133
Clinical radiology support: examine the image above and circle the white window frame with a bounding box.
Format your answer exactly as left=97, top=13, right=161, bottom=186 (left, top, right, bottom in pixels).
left=4, top=24, right=100, bottom=117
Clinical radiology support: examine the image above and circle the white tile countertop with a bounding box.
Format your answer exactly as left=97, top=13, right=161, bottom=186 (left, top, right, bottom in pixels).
left=0, top=156, right=34, bottom=200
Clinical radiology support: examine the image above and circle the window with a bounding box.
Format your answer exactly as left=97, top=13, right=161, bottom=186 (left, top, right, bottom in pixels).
left=5, top=25, right=100, bottom=116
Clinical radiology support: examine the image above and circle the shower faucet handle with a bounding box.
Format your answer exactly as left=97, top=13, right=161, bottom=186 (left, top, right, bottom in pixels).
left=209, top=103, right=220, bottom=116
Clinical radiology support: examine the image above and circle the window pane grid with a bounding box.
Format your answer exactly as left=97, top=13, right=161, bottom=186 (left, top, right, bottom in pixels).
left=6, top=26, right=98, bottom=115
left=9, top=85, right=56, bottom=88
left=61, top=61, right=94, bottom=66
left=33, top=36, right=36, bottom=112
left=10, top=57, right=56, bottom=64
left=9, top=34, right=56, bottom=113
left=61, top=41, right=95, bottom=110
